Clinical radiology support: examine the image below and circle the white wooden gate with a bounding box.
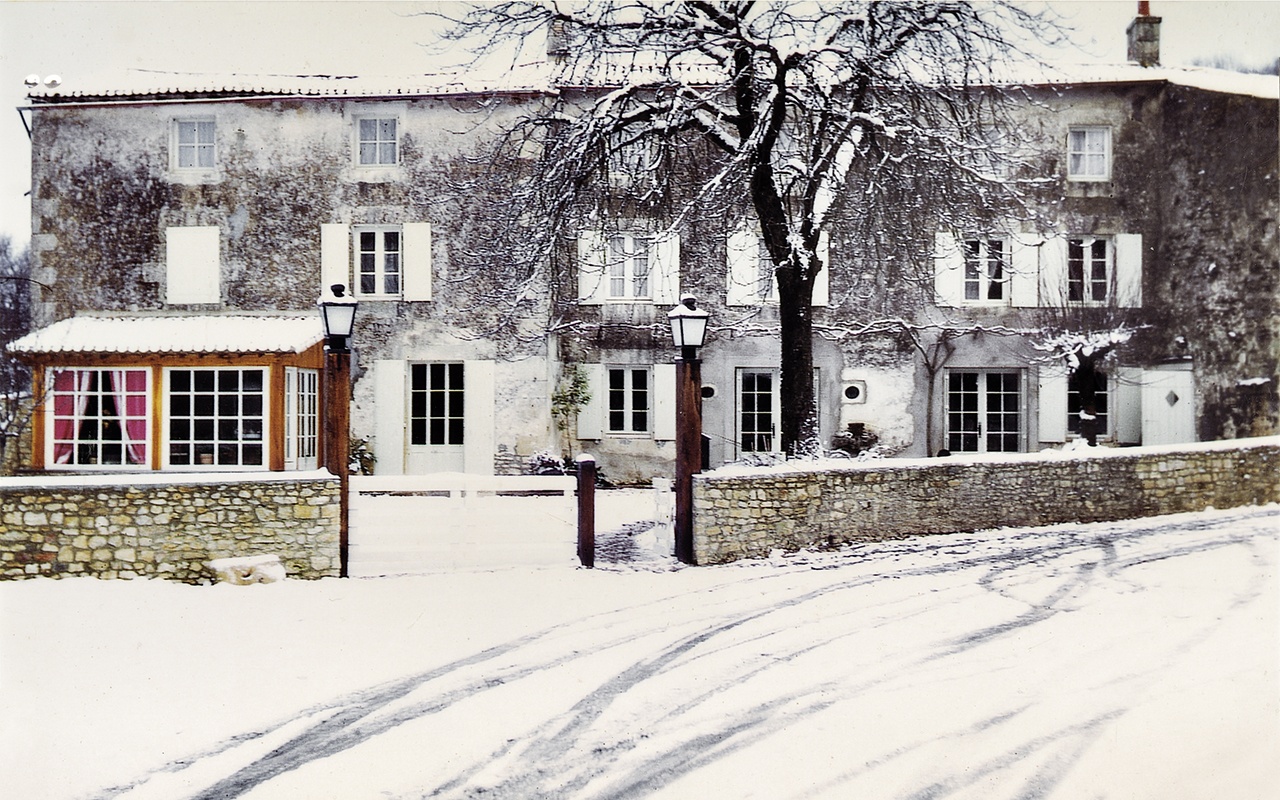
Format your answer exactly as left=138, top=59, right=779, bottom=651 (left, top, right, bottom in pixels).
left=348, top=473, right=577, bottom=576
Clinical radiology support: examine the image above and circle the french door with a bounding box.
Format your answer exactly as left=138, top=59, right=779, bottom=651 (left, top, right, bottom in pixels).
left=946, top=370, right=1023, bottom=453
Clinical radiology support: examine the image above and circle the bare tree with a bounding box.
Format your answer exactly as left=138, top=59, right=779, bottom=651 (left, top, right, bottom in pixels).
left=1, top=237, right=33, bottom=473
left=437, top=0, right=1061, bottom=454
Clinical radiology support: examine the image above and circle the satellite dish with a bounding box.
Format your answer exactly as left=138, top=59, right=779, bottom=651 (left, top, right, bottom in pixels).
left=44, top=75, right=62, bottom=88
left=24, top=74, right=40, bottom=88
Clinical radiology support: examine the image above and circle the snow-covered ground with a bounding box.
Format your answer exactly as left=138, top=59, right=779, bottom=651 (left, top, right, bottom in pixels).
left=2, top=504, right=1276, bottom=800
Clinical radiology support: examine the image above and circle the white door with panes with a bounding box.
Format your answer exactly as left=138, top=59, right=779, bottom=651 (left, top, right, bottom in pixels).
left=284, top=367, right=319, bottom=470
left=737, top=369, right=780, bottom=456
left=946, top=370, right=1023, bottom=453
left=372, top=359, right=496, bottom=475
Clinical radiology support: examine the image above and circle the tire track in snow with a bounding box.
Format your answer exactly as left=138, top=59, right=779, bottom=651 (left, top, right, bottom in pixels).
left=94, top=507, right=1277, bottom=800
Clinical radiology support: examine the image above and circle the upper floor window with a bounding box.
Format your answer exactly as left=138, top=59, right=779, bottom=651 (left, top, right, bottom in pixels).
left=1067, top=127, right=1110, bottom=181
left=1067, top=237, right=1111, bottom=303
left=355, top=226, right=402, bottom=297
left=357, top=117, right=398, bottom=166
left=608, top=234, right=651, bottom=300
left=173, top=119, right=216, bottom=170
left=577, top=230, right=681, bottom=305
left=963, top=238, right=1007, bottom=303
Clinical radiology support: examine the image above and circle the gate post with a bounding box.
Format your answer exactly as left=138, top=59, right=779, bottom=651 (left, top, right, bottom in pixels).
left=577, top=454, right=595, bottom=568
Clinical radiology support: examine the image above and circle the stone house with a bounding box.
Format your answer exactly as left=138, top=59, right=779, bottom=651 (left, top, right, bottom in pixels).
left=7, top=13, right=1277, bottom=483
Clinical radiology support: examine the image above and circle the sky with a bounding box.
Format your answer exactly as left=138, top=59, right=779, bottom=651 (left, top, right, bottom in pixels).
left=0, top=0, right=1278, bottom=249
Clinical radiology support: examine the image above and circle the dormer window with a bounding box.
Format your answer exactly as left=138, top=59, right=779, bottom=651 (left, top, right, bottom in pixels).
left=357, top=117, right=398, bottom=166
left=173, top=119, right=215, bottom=170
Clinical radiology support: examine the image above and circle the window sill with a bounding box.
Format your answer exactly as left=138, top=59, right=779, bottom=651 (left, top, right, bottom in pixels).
left=348, top=166, right=402, bottom=183
left=167, top=170, right=222, bottom=185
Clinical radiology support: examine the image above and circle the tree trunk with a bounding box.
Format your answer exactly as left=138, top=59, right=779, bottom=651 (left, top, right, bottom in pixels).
left=777, top=269, right=816, bottom=455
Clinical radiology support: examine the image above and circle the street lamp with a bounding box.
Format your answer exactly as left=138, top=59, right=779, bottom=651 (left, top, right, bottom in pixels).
left=667, top=294, right=708, bottom=564
left=318, top=283, right=358, bottom=577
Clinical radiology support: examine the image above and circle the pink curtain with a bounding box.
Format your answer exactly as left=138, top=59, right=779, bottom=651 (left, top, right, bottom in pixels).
left=111, top=369, right=148, bottom=465
left=52, top=370, right=91, bottom=464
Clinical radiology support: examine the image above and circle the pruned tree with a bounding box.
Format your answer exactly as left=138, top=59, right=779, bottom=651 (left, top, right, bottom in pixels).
left=436, top=1, right=1063, bottom=454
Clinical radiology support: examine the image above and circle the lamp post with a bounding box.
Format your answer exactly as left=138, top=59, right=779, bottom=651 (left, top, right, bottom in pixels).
left=318, top=283, right=358, bottom=578
left=667, top=294, right=709, bottom=565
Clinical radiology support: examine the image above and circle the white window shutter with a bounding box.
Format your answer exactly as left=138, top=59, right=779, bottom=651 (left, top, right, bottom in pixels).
left=1114, top=233, right=1142, bottom=307
left=811, top=232, right=830, bottom=307
left=166, top=226, right=220, bottom=304
left=320, top=224, right=348, bottom=296
left=1009, top=237, right=1039, bottom=308
left=463, top=360, right=495, bottom=474
left=653, top=363, right=676, bottom=440
left=373, top=359, right=406, bottom=475
left=726, top=227, right=758, bottom=306
left=651, top=234, right=681, bottom=305
left=576, top=363, right=605, bottom=440
left=1038, top=364, right=1068, bottom=443
left=1114, top=366, right=1142, bottom=444
left=1039, top=237, right=1068, bottom=307
left=577, top=231, right=607, bottom=305
left=402, top=222, right=433, bottom=302
left=933, top=231, right=963, bottom=307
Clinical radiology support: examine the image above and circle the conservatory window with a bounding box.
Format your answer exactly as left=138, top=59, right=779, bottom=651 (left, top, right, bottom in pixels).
left=49, top=368, right=150, bottom=467
left=167, top=368, right=266, bottom=467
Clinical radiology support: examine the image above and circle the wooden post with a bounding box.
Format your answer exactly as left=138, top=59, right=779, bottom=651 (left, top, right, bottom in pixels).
left=577, top=454, right=595, bottom=568
left=324, top=350, right=351, bottom=578
left=674, top=349, right=702, bottom=564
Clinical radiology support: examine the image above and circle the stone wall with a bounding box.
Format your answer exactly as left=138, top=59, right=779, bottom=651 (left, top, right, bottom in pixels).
left=1, top=472, right=340, bottom=582
left=693, top=437, right=1280, bottom=565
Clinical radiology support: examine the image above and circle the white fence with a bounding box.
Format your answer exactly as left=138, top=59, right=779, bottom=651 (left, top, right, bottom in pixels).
left=348, top=473, right=579, bottom=576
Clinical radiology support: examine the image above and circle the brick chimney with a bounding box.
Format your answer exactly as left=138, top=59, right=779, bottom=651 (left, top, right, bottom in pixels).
left=1126, top=1, right=1161, bottom=67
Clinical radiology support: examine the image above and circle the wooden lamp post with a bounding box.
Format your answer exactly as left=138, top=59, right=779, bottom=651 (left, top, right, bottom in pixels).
left=667, top=294, right=708, bottom=565
left=318, top=283, right=357, bottom=578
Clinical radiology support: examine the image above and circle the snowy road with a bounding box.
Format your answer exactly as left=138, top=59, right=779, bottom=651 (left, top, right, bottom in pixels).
left=4, top=506, right=1277, bottom=799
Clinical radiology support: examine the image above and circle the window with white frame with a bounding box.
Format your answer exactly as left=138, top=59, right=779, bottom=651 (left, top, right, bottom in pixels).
left=357, top=117, right=398, bottom=166
left=355, top=226, right=402, bottom=297
left=48, top=368, right=150, bottom=467
left=607, top=367, right=650, bottom=434
left=607, top=234, right=651, bottom=300
left=410, top=362, right=464, bottom=446
left=167, top=368, right=266, bottom=467
left=1067, top=127, right=1110, bottom=181
left=1067, top=237, right=1111, bottom=303
left=173, top=119, right=216, bottom=170
left=963, top=238, right=1007, bottom=302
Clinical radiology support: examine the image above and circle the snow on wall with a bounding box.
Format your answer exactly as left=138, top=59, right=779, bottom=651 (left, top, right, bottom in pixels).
left=693, top=436, right=1280, bottom=564
left=0, top=472, right=340, bottom=581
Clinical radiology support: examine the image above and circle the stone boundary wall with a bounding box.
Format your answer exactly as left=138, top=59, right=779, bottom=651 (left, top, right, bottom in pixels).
left=1, top=471, right=341, bottom=582
left=693, top=437, right=1280, bottom=565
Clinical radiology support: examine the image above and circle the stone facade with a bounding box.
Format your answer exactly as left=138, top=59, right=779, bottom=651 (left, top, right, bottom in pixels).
left=0, top=473, right=340, bottom=581
left=693, top=437, right=1280, bottom=564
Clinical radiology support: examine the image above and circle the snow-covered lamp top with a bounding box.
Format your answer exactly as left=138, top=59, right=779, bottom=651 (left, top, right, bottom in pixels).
left=667, top=294, right=709, bottom=350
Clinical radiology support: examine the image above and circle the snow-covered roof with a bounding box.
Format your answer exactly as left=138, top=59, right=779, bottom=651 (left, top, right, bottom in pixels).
left=1009, top=62, right=1279, bottom=100
left=6, top=314, right=324, bottom=356
left=26, top=67, right=553, bottom=104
